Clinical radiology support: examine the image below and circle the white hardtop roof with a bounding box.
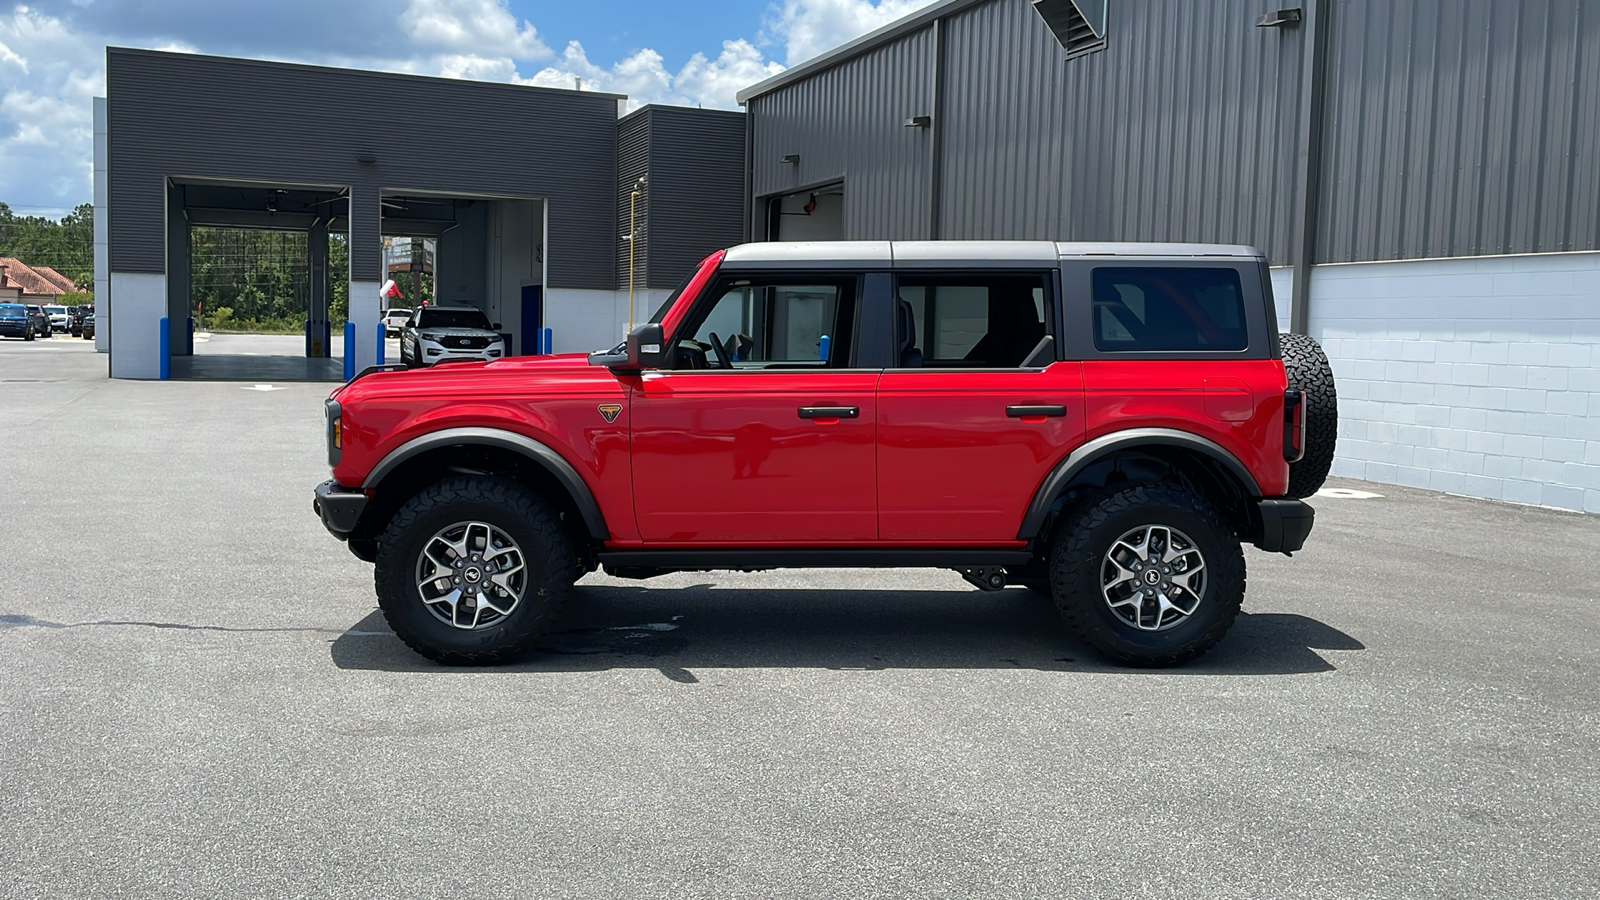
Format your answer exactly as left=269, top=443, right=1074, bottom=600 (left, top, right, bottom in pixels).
left=720, top=241, right=1264, bottom=268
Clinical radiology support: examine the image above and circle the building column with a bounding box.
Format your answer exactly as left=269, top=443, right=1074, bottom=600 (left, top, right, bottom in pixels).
left=347, top=187, right=383, bottom=371
left=166, top=180, right=191, bottom=356
left=92, top=97, right=109, bottom=354
left=307, top=218, right=330, bottom=358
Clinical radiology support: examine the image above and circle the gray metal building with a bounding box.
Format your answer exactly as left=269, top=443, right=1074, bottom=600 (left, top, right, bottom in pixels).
left=98, top=48, right=746, bottom=378
left=738, top=0, right=1600, bottom=514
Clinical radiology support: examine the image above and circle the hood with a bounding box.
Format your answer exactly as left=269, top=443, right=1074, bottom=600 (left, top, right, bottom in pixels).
left=330, top=352, right=611, bottom=402
left=418, top=327, right=500, bottom=339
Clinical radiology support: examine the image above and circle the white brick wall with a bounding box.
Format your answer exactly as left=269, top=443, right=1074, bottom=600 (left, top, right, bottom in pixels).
left=1271, top=252, right=1600, bottom=514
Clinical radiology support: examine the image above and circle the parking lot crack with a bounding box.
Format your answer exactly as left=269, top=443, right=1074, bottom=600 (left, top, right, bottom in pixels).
left=0, top=613, right=389, bottom=637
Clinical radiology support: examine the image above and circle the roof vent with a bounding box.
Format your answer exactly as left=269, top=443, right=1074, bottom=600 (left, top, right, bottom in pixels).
left=1032, top=0, right=1108, bottom=58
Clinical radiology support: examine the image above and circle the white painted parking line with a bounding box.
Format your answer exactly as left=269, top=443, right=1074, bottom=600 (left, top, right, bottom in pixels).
left=1315, top=487, right=1384, bottom=499
left=242, top=384, right=283, bottom=391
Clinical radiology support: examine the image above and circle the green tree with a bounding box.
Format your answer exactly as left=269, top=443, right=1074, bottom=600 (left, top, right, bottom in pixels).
left=0, top=201, right=95, bottom=286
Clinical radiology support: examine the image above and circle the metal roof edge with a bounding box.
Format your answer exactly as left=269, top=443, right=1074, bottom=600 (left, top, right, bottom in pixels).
left=104, top=46, right=628, bottom=101
left=735, top=0, right=988, bottom=105
left=620, top=104, right=746, bottom=123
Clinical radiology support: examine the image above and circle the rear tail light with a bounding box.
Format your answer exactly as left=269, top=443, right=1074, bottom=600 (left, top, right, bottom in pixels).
left=1283, top=390, right=1306, bottom=463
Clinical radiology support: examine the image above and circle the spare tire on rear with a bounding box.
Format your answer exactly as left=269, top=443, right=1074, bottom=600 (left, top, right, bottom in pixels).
left=1280, top=332, right=1337, bottom=499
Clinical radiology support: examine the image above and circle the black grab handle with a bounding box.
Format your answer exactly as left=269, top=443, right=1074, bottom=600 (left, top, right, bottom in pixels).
left=1005, top=405, right=1067, bottom=418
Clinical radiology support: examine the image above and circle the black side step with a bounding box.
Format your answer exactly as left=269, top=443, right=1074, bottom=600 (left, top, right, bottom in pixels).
left=596, top=548, right=1033, bottom=570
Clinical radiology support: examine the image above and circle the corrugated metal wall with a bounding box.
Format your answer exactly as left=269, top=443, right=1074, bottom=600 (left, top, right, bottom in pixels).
left=616, top=110, right=652, bottom=290
left=745, top=0, right=1600, bottom=265
left=645, top=107, right=746, bottom=288
left=106, top=49, right=621, bottom=288
left=1318, top=0, right=1600, bottom=262
left=748, top=27, right=934, bottom=240
left=615, top=106, right=747, bottom=290
left=939, top=0, right=1303, bottom=259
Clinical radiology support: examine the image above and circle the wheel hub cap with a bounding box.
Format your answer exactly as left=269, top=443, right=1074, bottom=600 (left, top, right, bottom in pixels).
left=1101, top=524, right=1207, bottom=632
left=415, top=521, right=528, bottom=630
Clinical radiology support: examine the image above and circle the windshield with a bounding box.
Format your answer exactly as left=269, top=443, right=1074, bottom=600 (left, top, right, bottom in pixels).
left=418, top=308, right=491, bottom=330
left=45, top=306, right=66, bottom=315
left=0, top=304, right=24, bottom=315
left=385, top=308, right=411, bottom=319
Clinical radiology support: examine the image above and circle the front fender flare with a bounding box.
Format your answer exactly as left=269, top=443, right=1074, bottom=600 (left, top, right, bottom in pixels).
left=363, top=426, right=609, bottom=540
left=1016, top=427, right=1262, bottom=541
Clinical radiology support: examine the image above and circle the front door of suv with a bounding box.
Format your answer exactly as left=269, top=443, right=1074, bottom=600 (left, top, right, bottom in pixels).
left=630, top=272, right=879, bottom=543
left=876, top=266, right=1085, bottom=542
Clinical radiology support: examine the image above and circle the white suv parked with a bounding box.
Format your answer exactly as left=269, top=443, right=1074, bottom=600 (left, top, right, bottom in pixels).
left=397, top=306, right=505, bottom=368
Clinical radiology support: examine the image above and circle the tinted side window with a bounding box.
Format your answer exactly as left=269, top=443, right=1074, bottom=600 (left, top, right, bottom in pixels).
left=1092, top=267, right=1247, bottom=352
left=894, top=273, right=1054, bottom=368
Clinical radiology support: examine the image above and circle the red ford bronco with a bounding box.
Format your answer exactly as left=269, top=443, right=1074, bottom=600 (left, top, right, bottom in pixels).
left=315, top=241, right=1336, bottom=667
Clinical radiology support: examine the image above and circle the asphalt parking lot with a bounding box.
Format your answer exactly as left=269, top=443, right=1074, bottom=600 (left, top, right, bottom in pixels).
left=1, top=338, right=1596, bottom=899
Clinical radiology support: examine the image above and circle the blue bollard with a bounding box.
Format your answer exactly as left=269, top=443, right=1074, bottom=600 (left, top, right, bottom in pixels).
left=819, top=334, right=831, bottom=362
left=343, top=322, right=355, bottom=381
left=159, top=317, right=170, bottom=380
left=375, top=321, right=385, bottom=366
left=542, top=327, right=553, bottom=355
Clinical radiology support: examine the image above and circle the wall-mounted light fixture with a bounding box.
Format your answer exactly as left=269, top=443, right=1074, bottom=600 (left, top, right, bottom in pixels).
left=356, top=151, right=378, bottom=165
left=780, top=154, right=800, bottom=165
left=904, top=115, right=932, bottom=129
left=1256, top=8, right=1303, bottom=27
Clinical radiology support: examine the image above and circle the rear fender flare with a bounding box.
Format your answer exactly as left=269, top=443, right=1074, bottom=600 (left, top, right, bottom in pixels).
left=363, top=427, right=609, bottom=540
left=1016, top=428, right=1262, bottom=540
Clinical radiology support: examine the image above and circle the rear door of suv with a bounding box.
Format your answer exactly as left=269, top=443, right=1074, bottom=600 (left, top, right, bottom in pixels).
left=1058, top=255, right=1284, bottom=480
left=875, top=247, right=1085, bottom=542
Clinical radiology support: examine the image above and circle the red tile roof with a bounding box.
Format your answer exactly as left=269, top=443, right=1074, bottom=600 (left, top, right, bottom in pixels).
left=31, top=266, right=80, bottom=293
left=0, top=258, right=72, bottom=298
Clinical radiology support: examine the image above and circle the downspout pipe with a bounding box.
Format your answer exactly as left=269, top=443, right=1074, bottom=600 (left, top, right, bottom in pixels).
left=1289, top=0, right=1331, bottom=335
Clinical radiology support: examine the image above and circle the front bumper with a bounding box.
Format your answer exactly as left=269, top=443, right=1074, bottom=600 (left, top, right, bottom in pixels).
left=0, top=324, right=26, bottom=337
left=314, top=480, right=367, bottom=539
left=1253, top=498, right=1315, bottom=554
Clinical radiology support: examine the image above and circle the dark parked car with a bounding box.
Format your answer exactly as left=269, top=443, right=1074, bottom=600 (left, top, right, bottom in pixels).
left=24, top=305, right=51, bottom=339
left=80, top=313, right=96, bottom=340
left=0, top=303, right=35, bottom=339
left=68, top=306, right=93, bottom=336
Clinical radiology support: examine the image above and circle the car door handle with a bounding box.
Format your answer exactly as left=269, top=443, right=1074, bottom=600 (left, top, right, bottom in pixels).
left=797, top=406, right=859, bottom=419
left=1006, top=405, right=1068, bottom=418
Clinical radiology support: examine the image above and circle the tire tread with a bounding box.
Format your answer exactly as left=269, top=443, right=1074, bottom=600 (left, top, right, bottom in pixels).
left=1051, top=483, right=1245, bottom=667
left=374, top=476, right=575, bottom=666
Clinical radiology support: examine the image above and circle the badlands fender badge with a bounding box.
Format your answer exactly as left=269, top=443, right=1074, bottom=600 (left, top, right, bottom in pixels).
left=597, top=403, right=623, bottom=424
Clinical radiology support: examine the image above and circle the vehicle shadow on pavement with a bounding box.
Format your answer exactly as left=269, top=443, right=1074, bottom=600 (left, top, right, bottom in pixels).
left=329, top=585, right=1363, bottom=677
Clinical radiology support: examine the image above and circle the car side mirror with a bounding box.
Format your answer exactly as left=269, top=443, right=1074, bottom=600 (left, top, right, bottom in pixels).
left=626, top=322, right=665, bottom=369
left=587, top=322, right=665, bottom=372
left=492, top=322, right=502, bottom=331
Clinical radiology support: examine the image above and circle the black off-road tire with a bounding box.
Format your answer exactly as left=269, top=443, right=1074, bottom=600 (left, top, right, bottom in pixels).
left=23, top=326, right=34, bottom=341
left=1280, top=332, right=1338, bottom=499
left=374, top=475, right=576, bottom=665
left=1050, top=483, right=1245, bottom=667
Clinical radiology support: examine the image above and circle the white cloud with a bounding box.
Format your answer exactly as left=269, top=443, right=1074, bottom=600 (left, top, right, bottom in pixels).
left=523, top=39, right=782, bottom=111
left=0, top=36, right=26, bottom=71
left=675, top=40, right=787, bottom=108
left=401, top=0, right=549, bottom=61
left=1, top=0, right=941, bottom=214
left=766, top=0, right=939, bottom=65
left=0, top=5, right=102, bottom=215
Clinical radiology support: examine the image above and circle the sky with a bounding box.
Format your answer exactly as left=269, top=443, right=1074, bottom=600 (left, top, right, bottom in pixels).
left=0, top=0, right=939, bottom=218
